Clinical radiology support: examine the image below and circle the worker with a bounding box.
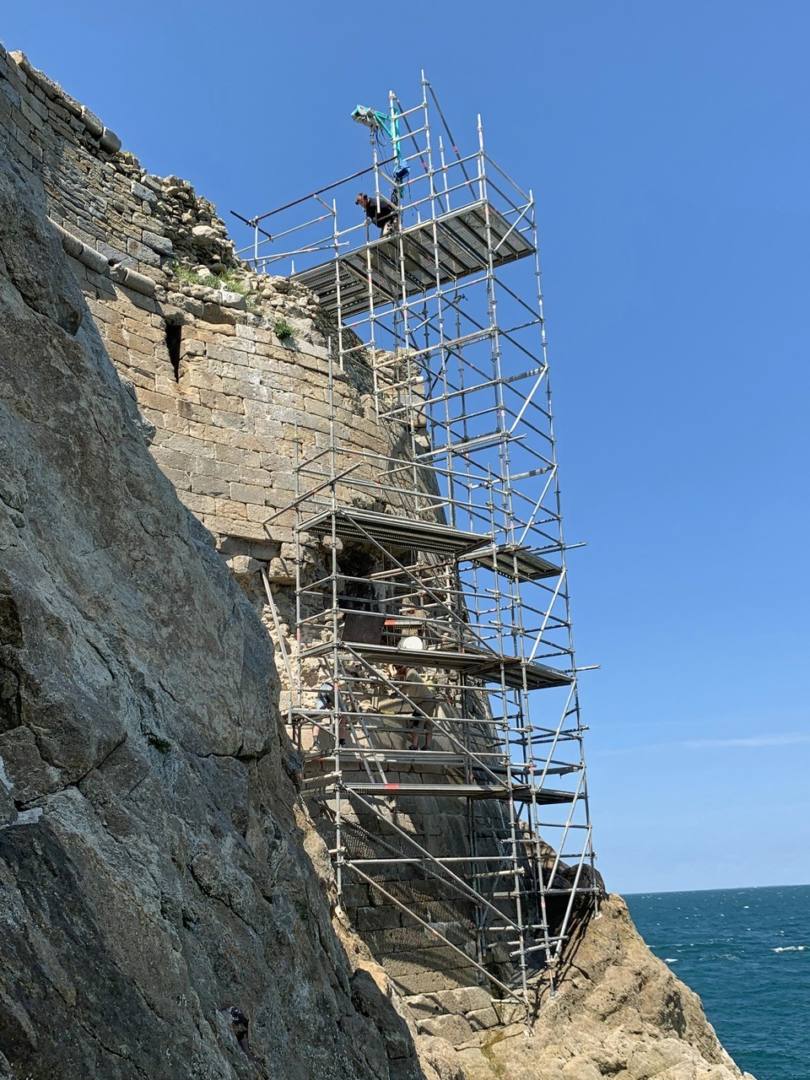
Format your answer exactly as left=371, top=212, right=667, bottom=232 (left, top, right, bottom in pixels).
left=356, top=191, right=398, bottom=236
left=316, top=677, right=349, bottom=747
left=393, top=664, right=437, bottom=751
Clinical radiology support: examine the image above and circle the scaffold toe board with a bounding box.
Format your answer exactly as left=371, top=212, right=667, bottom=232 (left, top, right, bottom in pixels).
left=301, top=507, right=488, bottom=555
left=465, top=542, right=561, bottom=582
left=343, top=781, right=575, bottom=803
left=292, top=200, right=534, bottom=317
left=301, top=640, right=572, bottom=690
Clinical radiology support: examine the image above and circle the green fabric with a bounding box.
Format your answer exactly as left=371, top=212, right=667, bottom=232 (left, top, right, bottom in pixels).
left=351, top=105, right=387, bottom=131
left=351, top=103, right=404, bottom=169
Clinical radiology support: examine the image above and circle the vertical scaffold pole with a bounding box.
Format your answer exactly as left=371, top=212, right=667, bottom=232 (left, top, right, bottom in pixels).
left=327, top=336, right=345, bottom=902
left=528, top=186, right=598, bottom=977
left=476, top=112, right=531, bottom=1008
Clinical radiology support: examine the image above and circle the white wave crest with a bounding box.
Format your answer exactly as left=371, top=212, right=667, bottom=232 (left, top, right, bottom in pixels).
left=772, top=945, right=806, bottom=953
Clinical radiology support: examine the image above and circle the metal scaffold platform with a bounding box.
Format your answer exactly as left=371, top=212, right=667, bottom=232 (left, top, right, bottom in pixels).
left=293, top=200, right=534, bottom=317
left=233, top=72, right=598, bottom=1015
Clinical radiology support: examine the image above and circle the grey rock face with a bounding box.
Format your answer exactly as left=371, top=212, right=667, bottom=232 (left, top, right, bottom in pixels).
left=0, top=163, right=84, bottom=336
left=414, top=897, right=756, bottom=1080
left=0, top=156, right=420, bottom=1079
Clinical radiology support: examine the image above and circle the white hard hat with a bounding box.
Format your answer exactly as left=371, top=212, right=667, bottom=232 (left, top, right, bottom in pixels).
left=400, top=635, right=425, bottom=652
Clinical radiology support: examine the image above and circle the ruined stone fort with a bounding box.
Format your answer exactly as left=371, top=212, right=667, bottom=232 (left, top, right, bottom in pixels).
left=0, top=44, right=753, bottom=1080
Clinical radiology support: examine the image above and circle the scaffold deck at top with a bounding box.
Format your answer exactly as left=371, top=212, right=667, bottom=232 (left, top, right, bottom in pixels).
left=292, top=200, right=534, bottom=317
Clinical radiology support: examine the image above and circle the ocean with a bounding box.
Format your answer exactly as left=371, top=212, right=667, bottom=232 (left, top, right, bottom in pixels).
left=625, top=884, right=810, bottom=1080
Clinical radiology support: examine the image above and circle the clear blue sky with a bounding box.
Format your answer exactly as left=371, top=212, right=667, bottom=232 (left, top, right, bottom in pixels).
left=5, top=2, right=808, bottom=894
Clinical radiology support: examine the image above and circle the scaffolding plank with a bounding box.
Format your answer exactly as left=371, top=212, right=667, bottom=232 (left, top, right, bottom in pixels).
left=344, top=242, right=435, bottom=296
left=292, top=200, right=534, bottom=317
left=443, top=209, right=491, bottom=266
left=303, top=749, right=581, bottom=780
left=311, top=749, right=469, bottom=767
left=301, top=640, right=571, bottom=690
left=292, top=259, right=395, bottom=311
left=431, top=222, right=485, bottom=277
left=301, top=507, right=488, bottom=555
left=342, top=246, right=407, bottom=300
left=300, top=509, right=559, bottom=582
left=344, top=781, right=574, bottom=804
left=464, top=542, right=561, bottom=582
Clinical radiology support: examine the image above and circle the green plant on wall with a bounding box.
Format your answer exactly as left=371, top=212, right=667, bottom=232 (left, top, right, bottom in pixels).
left=274, top=318, right=294, bottom=341
left=213, top=268, right=251, bottom=295
left=172, top=263, right=208, bottom=286
left=171, top=263, right=251, bottom=295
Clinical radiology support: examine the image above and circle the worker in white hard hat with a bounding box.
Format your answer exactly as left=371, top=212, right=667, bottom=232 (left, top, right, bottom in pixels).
left=316, top=676, right=350, bottom=747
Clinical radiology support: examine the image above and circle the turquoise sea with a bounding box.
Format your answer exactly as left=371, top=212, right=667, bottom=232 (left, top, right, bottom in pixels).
left=625, top=884, right=809, bottom=1080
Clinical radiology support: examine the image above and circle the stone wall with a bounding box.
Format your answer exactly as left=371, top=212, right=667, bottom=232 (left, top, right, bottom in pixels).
left=2, top=49, right=364, bottom=551
left=3, top=50, right=234, bottom=279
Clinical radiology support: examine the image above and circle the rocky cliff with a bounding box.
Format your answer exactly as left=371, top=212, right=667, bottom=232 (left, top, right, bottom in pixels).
left=0, top=148, right=429, bottom=1080
left=0, top=46, right=754, bottom=1080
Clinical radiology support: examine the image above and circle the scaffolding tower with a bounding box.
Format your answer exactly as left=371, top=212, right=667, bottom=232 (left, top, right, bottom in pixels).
left=234, top=74, right=598, bottom=1013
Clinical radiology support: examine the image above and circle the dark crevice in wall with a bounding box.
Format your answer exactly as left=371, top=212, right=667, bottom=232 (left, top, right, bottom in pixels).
left=165, top=322, right=182, bottom=381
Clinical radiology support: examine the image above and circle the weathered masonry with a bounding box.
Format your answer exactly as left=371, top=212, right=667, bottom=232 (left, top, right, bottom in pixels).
left=1, top=47, right=599, bottom=1034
